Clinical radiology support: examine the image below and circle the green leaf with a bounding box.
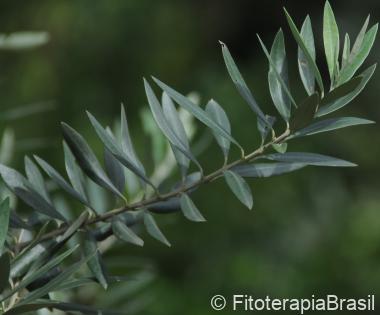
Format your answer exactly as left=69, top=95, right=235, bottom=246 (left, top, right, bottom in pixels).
left=0, top=198, right=10, bottom=254
left=272, top=143, right=288, bottom=153
left=18, top=254, right=94, bottom=306
left=317, top=64, right=376, bottom=116
left=120, top=105, right=146, bottom=182
left=258, top=34, right=296, bottom=110
left=233, top=162, right=306, bottom=178
left=284, top=8, right=324, bottom=95
left=55, top=276, right=131, bottom=292
left=298, top=16, right=316, bottom=95
left=267, top=29, right=292, bottom=120
left=144, top=79, right=202, bottom=172
left=24, top=156, right=50, bottom=202
left=84, top=232, right=109, bottom=290
left=140, top=107, right=167, bottom=166
left=205, top=99, right=231, bottom=159
left=104, top=147, right=125, bottom=194
left=342, top=33, right=351, bottom=69
left=263, top=152, right=356, bottom=167
left=0, top=253, right=10, bottom=293
left=0, top=165, right=65, bottom=221
left=34, top=155, right=91, bottom=208
left=323, top=1, right=340, bottom=82
left=290, top=93, right=320, bottom=131
left=24, top=218, right=86, bottom=278
left=12, top=226, right=54, bottom=278
left=220, top=41, right=268, bottom=125
left=1, top=245, right=79, bottom=303
left=224, top=171, right=253, bottom=209
left=63, top=141, right=88, bottom=200
left=61, top=122, right=126, bottom=201
left=87, top=112, right=153, bottom=191
left=112, top=219, right=144, bottom=247
left=10, top=239, right=54, bottom=278
left=350, top=15, right=370, bottom=63
left=149, top=197, right=180, bottom=214
left=180, top=193, right=206, bottom=222
left=320, top=75, right=362, bottom=107
left=143, top=212, right=171, bottom=247
left=289, top=117, right=374, bottom=139
left=337, top=23, right=378, bottom=85
left=58, top=211, right=90, bottom=243
left=152, top=77, right=242, bottom=150
left=162, top=92, right=190, bottom=177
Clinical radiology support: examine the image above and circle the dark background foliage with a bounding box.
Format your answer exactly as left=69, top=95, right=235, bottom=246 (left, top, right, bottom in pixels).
left=1, top=0, right=379, bottom=314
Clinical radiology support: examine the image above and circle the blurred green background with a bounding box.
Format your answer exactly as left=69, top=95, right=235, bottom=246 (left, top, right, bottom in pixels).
left=1, top=0, right=380, bottom=314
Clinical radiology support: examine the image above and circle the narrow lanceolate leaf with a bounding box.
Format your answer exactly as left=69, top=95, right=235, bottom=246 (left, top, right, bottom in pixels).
left=63, top=142, right=87, bottom=200
left=162, top=92, right=190, bottom=177
left=61, top=122, right=126, bottom=201
left=180, top=193, right=206, bottom=222
left=263, top=152, right=356, bottom=167
left=224, top=171, right=253, bottom=209
left=149, top=197, right=181, bottom=214
left=290, top=93, right=320, bottom=131
left=0, top=198, right=10, bottom=253
left=18, top=255, right=94, bottom=306
left=298, top=16, right=316, bottom=95
left=233, top=163, right=306, bottom=178
left=0, top=165, right=65, bottom=221
left=143, top=212, right=171, bottom=247
left=34, top=156, right=90, bottom=207
left=24, top=156, right=50, bottom=202
left=112, top=219, right=144, bottom=247
left=152, top=77, right=242, bottom=149
left=144, top=79, right=201, bottom=172
left=52, top=277, right=100, bottom=292
left=284, top=8, right=324, bottom=95
left=316, top=64, right=376, bottom=116
left=337, top=23, right=378, bottom=85
left=268, top=29, right=292, bottom=120
left=10, top=241, right=55, bottom=278
left=267, top=29, right=292, bottom=120
left=120, top=105, right=146, bottom=178
left=350, top=15, right=370, bottom=63
left=1, top=245, right=79, bottom=303
left=342, top=33, right=351, bottom=69
left=0, top=253, right=10, bottom=293
left=84, top=232, right=108, bottom=290
left=323, top=1, right=340, bottom=82
left=258, top=34, right=296, bottom=109
left=104, top=147, right=125, bottom=194
left=220, top=41, right=268, bottom=125
left=289, top=117, right=374, bottom=139
left=205, top=99, right=231, bottom=159
left=87, top=112, right=153, bottom=191
left=58, top=211, right=90, bottom=243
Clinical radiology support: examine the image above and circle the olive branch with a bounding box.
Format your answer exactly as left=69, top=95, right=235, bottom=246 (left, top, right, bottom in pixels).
left=0, top=2, right=377, bottom=314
